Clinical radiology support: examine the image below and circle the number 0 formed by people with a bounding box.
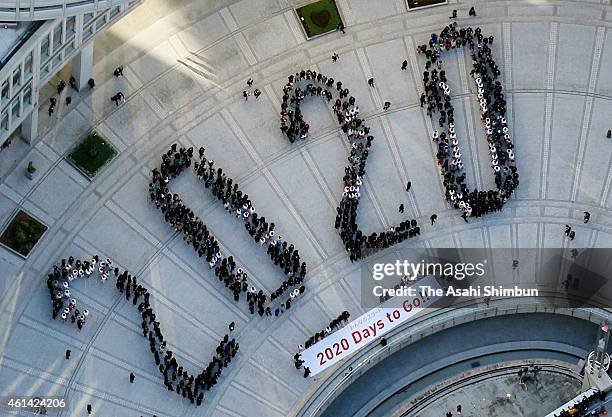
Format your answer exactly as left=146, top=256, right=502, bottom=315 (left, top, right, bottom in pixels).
left=280, top=69, right=422, bottom=262
left=419, top=25, right=519, bottom=219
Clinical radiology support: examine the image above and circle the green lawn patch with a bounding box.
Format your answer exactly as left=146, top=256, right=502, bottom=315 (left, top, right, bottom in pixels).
left=67, top=131, right=117, bottom=179
left=0, top=210, right=48, bottom=257
left=296, top=0, right=343, bottom=39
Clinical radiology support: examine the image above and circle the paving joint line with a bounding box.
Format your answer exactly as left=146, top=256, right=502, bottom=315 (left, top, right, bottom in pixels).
left=570, top=26, right=606, bottom=202
left=540, top=22, right=559, bottom=200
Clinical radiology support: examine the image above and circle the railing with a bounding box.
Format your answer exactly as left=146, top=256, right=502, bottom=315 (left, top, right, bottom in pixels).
left=403, top=361, right=578, bottom=417
left=543, top=388, right=599, bottom=417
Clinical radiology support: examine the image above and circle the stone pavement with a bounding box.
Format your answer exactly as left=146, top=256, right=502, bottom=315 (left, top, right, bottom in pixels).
left=1, top=0, right=612, bottom=416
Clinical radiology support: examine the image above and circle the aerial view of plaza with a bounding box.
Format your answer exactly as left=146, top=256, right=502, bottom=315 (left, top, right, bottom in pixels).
left=2, top=0, right=612, bottom=416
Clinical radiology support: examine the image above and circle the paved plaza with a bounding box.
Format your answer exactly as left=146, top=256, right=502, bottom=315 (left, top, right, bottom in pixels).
left=2, top=0, right=612, bottom=416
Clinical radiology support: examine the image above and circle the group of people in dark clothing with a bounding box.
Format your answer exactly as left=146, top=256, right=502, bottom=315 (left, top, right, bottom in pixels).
left=554, top=390, right=606, bottom=417
left=47, top=76, right=97, bottom=117
left=279, top=69, right=422, bottom=262
left=149, top=144, right=308, bottom=316
left=47, top=256, right=238, bottom=407
left=144, top=318, right=238, bottom=405
left=418, top=23, right=519, bottom=221
left=293, top=310, right=351, bottom=377
left=48, top=80, right=68, bottom=116
left=123, top=270, right=238, bottom=405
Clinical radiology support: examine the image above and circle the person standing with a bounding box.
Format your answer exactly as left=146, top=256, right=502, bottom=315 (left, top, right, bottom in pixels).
left=399, top=204, right=404, bottom=213
left=57, top=80, right=66, bottom=95
left=401, top=60, right=408, bottom=70
left=65, top=349, right=71, bottom=359
left=583, top=211, right=590, bottom=223
left=130, top=372, right=135, bottom=383
left=430, top=214, right=437, bottom=225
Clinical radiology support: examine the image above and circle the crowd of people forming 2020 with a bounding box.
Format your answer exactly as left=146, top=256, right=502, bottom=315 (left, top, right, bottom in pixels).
left=40, top=22, right=530, bottom=413
left=41, top=16, right=528, bottom=411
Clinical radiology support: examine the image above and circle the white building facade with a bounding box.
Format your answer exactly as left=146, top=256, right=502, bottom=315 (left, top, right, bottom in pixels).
left=0, top=0, right=142, bottom=146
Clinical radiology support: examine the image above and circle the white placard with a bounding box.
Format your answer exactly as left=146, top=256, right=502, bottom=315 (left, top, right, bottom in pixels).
left=300, top=276, right=442, bottom=376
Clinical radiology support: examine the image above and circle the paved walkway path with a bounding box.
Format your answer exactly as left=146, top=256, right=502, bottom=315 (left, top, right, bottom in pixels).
left=1, top=0, right=612, bottom=416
